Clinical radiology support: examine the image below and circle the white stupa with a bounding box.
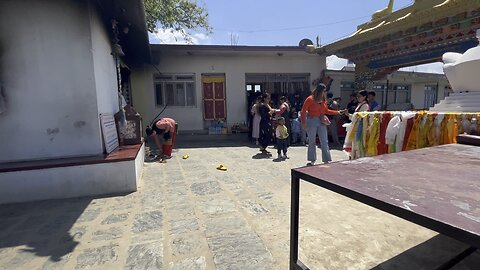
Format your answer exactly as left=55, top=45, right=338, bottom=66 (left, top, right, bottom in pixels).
left=430, top=29, right=480, bottom=112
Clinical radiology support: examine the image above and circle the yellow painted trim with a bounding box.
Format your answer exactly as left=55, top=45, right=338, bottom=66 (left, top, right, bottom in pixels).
left=201, top=77, right=225, bottom=84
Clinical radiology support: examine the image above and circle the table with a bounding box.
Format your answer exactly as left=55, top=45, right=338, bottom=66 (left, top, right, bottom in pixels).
left=290, top=143, right=480, bottom=270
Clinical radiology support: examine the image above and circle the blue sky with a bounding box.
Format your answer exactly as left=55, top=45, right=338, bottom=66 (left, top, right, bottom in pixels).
left=149, top=0, right=444, bottom=73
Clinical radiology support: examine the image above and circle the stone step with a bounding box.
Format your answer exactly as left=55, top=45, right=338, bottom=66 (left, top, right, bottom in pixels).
left=441, top=95, right=480, bottom=101
left=448, top=92, right=480, bottom=97
left=439, top=99, right=480, bottom=104
left=430, top=105, right=480, bottom=112
left=431, top=91, right=480, bottom=112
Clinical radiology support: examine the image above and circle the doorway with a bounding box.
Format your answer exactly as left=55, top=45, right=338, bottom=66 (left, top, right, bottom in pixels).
left=245, top=73, right=310, bottom=138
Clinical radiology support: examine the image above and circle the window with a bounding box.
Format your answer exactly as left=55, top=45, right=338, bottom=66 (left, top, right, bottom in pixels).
left=246, top=84, right=261, bottom=92
left=387, top=84, right=411, bottom=104
left=154, top=74, right=195, bottom=107
left=339, top=81, right=355, bottom=108
left=340, top=82, right=354, bottom=89
left=424, top=85, right=438, bottom=108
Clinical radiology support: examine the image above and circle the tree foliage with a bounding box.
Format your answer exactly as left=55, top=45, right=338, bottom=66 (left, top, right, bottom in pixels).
left=144, top=0, right=211, bottom=37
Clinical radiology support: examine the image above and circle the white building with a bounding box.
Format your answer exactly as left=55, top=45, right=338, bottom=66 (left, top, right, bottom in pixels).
left=326, top=66, right=450, bottom=111
left=0, top=0, right=149, bottom=204
left=131, top=45, right=450, bottom=134
left=132, top=45, right=325, bottom=133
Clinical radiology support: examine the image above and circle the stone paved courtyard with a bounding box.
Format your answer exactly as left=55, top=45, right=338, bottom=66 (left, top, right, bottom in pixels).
left=0, top=140, right=479, bottom=269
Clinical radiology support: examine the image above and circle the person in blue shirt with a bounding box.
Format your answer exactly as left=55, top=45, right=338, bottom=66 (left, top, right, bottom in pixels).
left=368, top=91, right=381, bottom=111
left=291, top=112, right=303, bottom=145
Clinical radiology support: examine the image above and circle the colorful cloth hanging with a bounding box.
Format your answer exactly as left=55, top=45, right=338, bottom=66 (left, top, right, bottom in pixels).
left=366, top=113, right=381, bottom=157
left=345, top=111, right=479, bottom=159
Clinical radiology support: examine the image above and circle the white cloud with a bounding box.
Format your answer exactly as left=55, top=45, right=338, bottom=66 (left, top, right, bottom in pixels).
left=149, top=28, right=211, bottom=45
left=326, top=55, right=350, bottom=70
left=192, top=33, right=212, bottom=44
left=399, top=62, right=444, bottom=74
left=326, top=55, right=444, bottom=74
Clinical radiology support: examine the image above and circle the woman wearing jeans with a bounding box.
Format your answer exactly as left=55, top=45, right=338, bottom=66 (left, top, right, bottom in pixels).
left=301, top=84, right=344, bottom=165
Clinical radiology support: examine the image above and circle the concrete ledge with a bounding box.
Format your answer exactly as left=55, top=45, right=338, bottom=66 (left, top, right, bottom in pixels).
left=0, top=143, right=144, bottom=204
left=0, top=143, right=143, bottom=173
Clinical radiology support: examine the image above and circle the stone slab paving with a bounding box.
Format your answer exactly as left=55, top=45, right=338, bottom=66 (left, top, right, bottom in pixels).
left=1, top=143, right=480, bottom=269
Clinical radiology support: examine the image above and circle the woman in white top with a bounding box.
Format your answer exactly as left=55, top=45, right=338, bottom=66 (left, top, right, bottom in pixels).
left=345, top=90, right=370, bottom=119
left=343, top=90, right=370, bottom=160
left=251, top=96, right=262, bottom=144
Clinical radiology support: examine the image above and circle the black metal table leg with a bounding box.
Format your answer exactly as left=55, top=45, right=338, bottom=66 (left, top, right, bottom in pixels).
left=290, top=175, right=300, bottom=270
left=290, top=175, right=310, bottom=270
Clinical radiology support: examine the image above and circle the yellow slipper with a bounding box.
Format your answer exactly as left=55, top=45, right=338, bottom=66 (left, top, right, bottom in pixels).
left=216, top=164, right=227, bottom=171
left=182, top=154, right=189, bottom=159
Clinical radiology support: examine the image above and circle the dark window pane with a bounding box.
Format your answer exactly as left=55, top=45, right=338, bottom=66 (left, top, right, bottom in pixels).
left=154, top=74, right=173, bottom=80
left=166, top=83, right=175, bottom=105
left=397, top=91, right=409, bottom=103
left=176, top=83, right=185, bottom=106
left=155, top=83, right=163, bottom=105
left=175, top=75, right=194, bottom=80
left=186, top=83, right=195, bottom=106
left=387, top=90, right=396, bottom=104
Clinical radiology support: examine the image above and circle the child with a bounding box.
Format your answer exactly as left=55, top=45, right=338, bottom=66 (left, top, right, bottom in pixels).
left=291, top=113, right=302, bottom=145
left=275, top=117, right=289, bottom=159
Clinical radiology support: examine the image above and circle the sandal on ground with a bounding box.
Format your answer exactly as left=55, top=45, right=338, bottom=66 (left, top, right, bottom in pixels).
left=216, top=164, right=227, bottom=171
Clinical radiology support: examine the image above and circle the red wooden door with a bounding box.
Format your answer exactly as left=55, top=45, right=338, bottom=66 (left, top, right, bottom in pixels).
left=202, top=76, right=226, bottom=120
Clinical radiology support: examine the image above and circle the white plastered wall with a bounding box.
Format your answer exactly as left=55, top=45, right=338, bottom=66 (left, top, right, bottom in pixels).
left=131, top=53, right=325, bottom=131
left=0, top=0, right=118, bottom=162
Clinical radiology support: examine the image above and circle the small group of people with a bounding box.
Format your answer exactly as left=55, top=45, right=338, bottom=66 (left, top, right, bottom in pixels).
left=145, top=86, right=381, bottom=165
left=250, top=84, right=343, bottom=165
left=346, top=90, right=380, bottom=117
left=253, top=94, right=283, bottom=153
left=250, top=95, right=292, bottom=147
left=253, top=83, right=383, bottom=165
left=250, top=93, right=306, bottom=160
left=304, top=87, right=386, bottom=164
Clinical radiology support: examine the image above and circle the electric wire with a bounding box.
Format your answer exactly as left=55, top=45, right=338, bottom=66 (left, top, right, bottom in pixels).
left=214, top=15, right=371, bottom=33
left=211, top=1, right=415, bottom=45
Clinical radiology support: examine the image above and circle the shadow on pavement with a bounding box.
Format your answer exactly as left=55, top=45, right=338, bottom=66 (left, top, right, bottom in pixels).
left=372, top=234, right=480, bottom=269
left=272, top=157, right=285, bottom=162
left=251, top=152, right=273, bottom=159
left=0, top=193, right=130, bottom=266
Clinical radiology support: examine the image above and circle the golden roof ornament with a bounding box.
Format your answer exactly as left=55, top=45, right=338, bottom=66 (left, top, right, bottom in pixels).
left=371, top=0, right=394, bottom=21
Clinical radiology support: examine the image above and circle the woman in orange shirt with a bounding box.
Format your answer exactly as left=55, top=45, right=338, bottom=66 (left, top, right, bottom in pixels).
left=301, top=83, right=344, bottom=165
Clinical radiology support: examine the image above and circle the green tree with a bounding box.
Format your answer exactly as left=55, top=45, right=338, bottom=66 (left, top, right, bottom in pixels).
left=145, top=0, right=211, bottom=41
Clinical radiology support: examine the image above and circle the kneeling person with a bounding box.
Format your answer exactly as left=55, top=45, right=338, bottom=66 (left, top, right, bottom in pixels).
left=146, top=118, right=177, bottom=159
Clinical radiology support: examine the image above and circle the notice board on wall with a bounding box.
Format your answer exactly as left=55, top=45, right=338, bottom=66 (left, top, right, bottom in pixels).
left=100, top=114, right=119, bottom=154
